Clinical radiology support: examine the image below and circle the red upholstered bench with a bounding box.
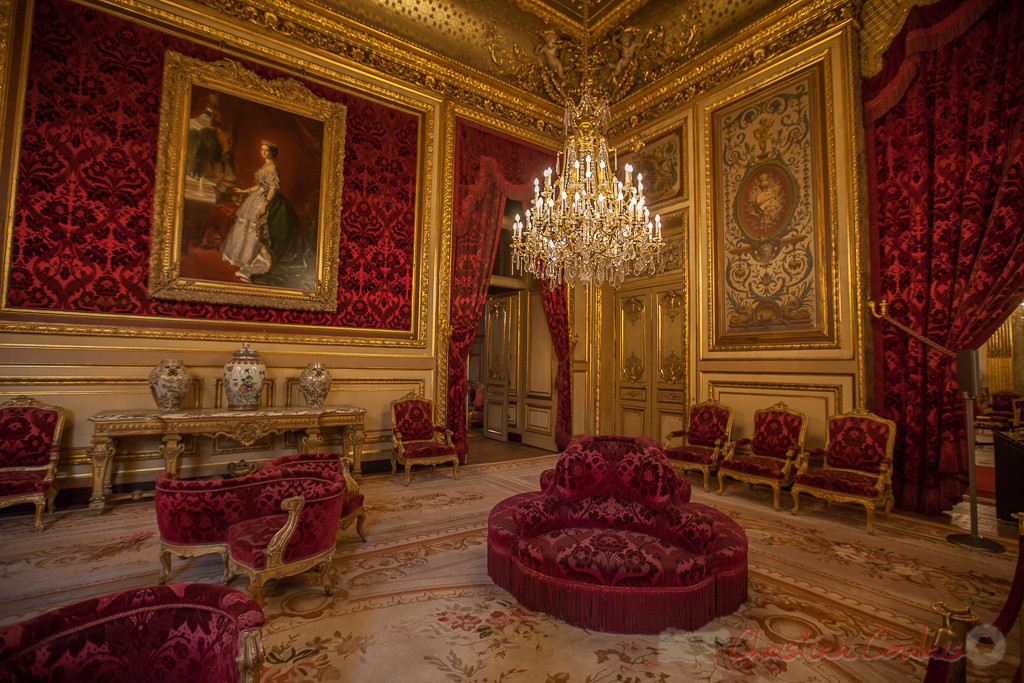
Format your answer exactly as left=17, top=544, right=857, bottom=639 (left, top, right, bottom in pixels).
left=487, top=435, right=748, bottom=634
left=0, top=584, right=264, bottom=682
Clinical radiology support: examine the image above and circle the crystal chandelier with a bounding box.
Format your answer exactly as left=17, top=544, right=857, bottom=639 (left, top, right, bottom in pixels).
left=511, top=86, right=663, bottom=288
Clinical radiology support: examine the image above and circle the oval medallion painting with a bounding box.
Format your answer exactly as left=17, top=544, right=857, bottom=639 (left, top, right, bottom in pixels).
left=734, top=161, right=798, bottom=241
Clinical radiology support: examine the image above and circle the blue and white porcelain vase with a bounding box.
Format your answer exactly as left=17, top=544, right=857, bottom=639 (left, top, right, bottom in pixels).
left=148, top=359, right=191, bottom=412
left=223, top=342, right=266, bottom=411
left=299, top=362, right=332, bottom=408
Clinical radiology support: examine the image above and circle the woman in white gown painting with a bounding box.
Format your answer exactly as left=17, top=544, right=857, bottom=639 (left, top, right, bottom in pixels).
left=220, top=140, right=313, bottom=289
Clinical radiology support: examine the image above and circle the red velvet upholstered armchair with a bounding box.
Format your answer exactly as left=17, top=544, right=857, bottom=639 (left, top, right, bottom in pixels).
left=718, top=401, right=808, bottom=510
left=0, top=584, right=264, bottom=682
left=390, top=391, right=461, bottom=485
left=0, top=395, right=66, bottom=531
left=155, top=468, right=346, bottom=606
left=664, top=399, right=735, bottom=491
left=488, top=435, right=748, bottom=633
left=264, top=452, right=368, bottom=541
left=791, top=408, right=897, bottom=534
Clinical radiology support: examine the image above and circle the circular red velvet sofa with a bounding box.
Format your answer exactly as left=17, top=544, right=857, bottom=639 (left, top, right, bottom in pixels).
left=487, top=435, right=748, bottom=634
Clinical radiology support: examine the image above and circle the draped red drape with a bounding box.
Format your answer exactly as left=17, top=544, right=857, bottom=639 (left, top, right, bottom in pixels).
left=538, top=280, right=573, bottom=450
left=447, top=121, right=555, bottom=457
left=864, top=0, right=1024, bottom=515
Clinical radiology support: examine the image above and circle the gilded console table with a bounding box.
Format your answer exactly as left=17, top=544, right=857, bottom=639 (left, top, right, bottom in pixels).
left=87, top=405, right=367, bottom=515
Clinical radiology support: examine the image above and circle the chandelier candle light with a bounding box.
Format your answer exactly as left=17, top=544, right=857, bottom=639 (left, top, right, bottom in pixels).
left=512, top=89, right=663, bottom=288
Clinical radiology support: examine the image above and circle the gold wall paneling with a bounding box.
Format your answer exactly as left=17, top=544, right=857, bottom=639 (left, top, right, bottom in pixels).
left=611, top=278, right=688, bottom=440
left=706, top=376, right=850, bottom=450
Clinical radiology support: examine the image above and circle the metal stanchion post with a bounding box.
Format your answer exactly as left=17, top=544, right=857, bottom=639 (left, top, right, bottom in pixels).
left=948, top=392, right=1006, bottom=553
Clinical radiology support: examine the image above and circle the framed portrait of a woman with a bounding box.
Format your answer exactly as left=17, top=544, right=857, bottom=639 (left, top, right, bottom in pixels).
left=148, top=51, right=346, bottom=311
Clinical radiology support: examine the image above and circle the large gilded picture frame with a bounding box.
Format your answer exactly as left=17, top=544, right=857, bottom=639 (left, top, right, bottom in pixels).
left=149, top=51, right=346, bottom=311
left=707, top=59, right=837, bottom=350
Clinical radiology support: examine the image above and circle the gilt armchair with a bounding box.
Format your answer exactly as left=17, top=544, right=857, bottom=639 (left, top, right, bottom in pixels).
left=664, top=399, right=735, bottom=491
left=791, top=408, right=897, bottom=534
left=0, top=396, right=66, bottom=531
left=390, top=391, right=461, bottom=485
left=718, top=401, right=807, bottom=510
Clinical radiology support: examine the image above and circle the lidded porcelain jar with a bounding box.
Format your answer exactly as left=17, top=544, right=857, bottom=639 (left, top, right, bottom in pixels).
left=148, top=359, right=191, bottom=412
left=223, top=342, right=266, bottom=411
left=299, top=362, right=332, bottom=408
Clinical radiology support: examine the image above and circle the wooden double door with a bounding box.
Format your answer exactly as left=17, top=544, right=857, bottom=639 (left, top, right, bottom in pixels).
left=613, top=277, right=689, bottom=442
left=482, top=290, right=558, bottom=451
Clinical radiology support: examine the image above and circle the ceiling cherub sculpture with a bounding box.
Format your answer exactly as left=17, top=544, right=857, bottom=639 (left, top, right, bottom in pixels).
left=485, top=3, right=702, bottom=108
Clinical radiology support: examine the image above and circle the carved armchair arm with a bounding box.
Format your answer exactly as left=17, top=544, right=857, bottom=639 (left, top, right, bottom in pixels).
left=339, top=456, right=359, bottom=494
left=265, top=496, right=304, bottom=570
left=723, top=437, right=751, bottom=460
left=435, top=426, right=455, bottom=446
left=875, top=462, right=893, bottom=495
left=795, top=447, right=825, bottom=475
left=664, top=429, right=690, bottom=447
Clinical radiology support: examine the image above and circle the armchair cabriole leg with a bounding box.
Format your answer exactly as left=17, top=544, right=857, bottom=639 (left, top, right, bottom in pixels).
left=405, top=464, right=412, bottom=486
left=33, top=502, right=44, bottom=531
left=865, top=506, right=876, bottom=535
left=159, top=550, right=172, bottom=584
left=452, top=460, right=459, bottom=480
left=356, top=511, right=367, bottom=541
left=319, top=560, right=332, bottom=596
left=702, top=469, right=710, bottom=492
left=791, top=489, right=800, bottom=515
left=717, top=473, right=726, bottom=496
left=772, top=485, right=781, bottom=511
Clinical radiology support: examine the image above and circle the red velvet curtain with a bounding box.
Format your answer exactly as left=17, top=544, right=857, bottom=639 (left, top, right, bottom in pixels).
left=864, top=0, right=1024, bottom=515
left=538, top=280, right=573, bottom=450
left=447, top=121, right=555, bottom=456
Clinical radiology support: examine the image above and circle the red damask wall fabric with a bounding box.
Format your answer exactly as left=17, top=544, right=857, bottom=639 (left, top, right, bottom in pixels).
left=9, top=0, right=418, bottom=329
left=538, top=280, right=572, bottom=450
left=864, top=0, right=1024, bottom=515
left=446, top=121, right=554, bottom=456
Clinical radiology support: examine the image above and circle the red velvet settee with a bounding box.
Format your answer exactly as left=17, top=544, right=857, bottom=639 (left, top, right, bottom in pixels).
left=0, top=583, right=264, bottom=683
left=487, top=435, right=748, bottom=634
left=155, top=468, right=346, bottom=604
left=264, top=452, right=368, bottom=541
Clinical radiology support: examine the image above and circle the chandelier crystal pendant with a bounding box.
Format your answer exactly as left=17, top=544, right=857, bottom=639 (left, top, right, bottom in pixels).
left=511, top=87, right=663, bottom=288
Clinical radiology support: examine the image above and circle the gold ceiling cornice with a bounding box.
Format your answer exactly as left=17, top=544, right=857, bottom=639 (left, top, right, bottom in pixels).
left=77, top=0, right=565, bottom=134
left=608, top=0, right=860, bottom=136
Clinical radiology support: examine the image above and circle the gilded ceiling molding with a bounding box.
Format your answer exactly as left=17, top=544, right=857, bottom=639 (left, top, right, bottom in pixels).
left=609, top=0, right=859, bottom=136
left=123, top=0, right=564, bottom=133
left=858, top=0, right=943, bottom=78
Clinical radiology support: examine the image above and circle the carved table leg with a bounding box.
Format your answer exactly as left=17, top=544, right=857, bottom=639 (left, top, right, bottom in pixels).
left=300, top=427, right=324, bottom=454
left=349, top=425, right=366, bottom=476
left=88, top=436, right=115, bottom=515
left=159, top=433, right=186, bottom=479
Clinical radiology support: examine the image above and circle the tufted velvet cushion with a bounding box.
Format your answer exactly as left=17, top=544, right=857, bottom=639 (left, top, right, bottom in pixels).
left=264, top=453, right=365, bottom=517
left=515, top=527, right=711, bottom=587
left=826, top=417, right=892, bottom=473
left=751, top=409, right=804, bottom=458
left=0, top=584, right=263, bottom=683
left=549, top=435, right=689, bottom=508
left=402, top=441, right=459, bottom=459
left=0, top=406, right=59, bottom=468
left=0, top=470, right=49, bottom=496
left=665, top=445, right=716, bottom=465
left=228, top=514, right=288, bottom=569
left=794, top=469, right=888, bottom=498
left=720, top=455, right=789, bottom=479
left=393, top=398, right=435, bottom=441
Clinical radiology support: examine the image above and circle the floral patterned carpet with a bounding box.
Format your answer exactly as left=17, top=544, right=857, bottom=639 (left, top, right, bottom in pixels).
left=0, top=454, right=1019, bottom=682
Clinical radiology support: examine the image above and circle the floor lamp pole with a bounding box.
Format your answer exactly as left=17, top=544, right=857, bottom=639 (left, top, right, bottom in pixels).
left=947, top=391, right=1005, bottom=553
